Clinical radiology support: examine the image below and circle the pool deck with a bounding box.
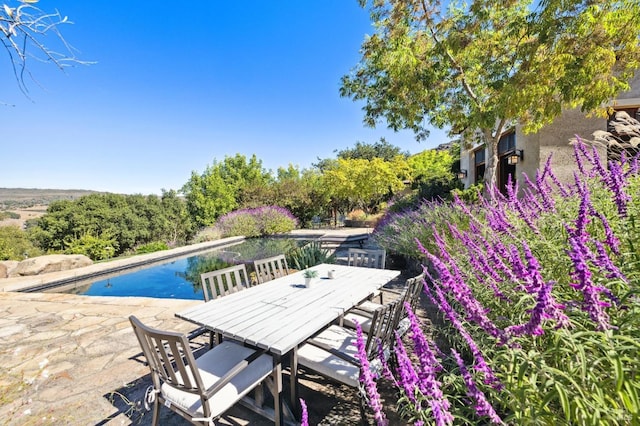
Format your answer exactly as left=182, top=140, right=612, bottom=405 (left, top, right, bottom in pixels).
left=0, top=228, right=404, bottom=425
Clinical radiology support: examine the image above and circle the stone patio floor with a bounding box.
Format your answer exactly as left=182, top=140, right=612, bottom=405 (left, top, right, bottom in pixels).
left=0, top=229, right=419, bottom=425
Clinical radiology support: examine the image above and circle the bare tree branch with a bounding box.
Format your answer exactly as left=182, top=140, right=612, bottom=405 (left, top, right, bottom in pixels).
left=1, top=0, right=90, bottom=99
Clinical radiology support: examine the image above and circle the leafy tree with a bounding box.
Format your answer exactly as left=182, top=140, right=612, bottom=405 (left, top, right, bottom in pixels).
left=271, top=165, right=326, bottom=226
left=341, top=0, right=640, bottom=188
left=217, top=154, right=272, bottom=207
left=408, top=149, right=455, bottom=183
left=337, top=138, right=409, bottom=161
left=28, top=193, right=195, bottom=259
left=181, top=154, right=272, bottom=226
left=322, top=157, right=409, bottom=214
left=182, top=168, right=236, bottom=227
left=405, top=148, right=462, bottom=201
left=161, top=190, right=195, bottom=245
left=1, top=0, right=86, bottom=97
left=0, top=225, right=41, bottom=260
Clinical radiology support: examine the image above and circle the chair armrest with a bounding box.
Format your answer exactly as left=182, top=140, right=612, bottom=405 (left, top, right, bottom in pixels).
left=204, top=348, right=269, bottom=398
left=305, top=338, right=360, bottom=366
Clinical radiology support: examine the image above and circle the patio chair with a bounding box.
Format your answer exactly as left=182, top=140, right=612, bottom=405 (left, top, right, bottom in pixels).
left=296, top=300, right=400, bottom=422
left=129, top=315, right=279, bottom=426
left=252, top=254, right=289, bottom=284
left=342, top=273, right=425, bottom=337
left=346, top=248, right=388, bottom=303
left=199, top=264, right=251, bottom=346
left=346, top=248, right=386, bottom=269
left=200, top=264, right=251, bottom=302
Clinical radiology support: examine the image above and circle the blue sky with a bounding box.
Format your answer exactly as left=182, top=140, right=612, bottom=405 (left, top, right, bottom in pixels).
left=1, top=1, right=448, bottom=195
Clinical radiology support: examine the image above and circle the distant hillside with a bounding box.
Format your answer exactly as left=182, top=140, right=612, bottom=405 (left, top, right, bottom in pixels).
left=0, top=188, right=100, bottom=209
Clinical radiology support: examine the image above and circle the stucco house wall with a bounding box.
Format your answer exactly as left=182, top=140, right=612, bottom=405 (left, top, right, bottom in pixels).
left=459, top=72, right=640, bottom=190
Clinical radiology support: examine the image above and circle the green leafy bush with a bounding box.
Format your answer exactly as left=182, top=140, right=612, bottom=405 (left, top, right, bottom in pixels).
left=0, top=225, right=42, bottom=260
left=216, top=206, right=297, bottom=237
left=64, top=232, right=117, bottom=261
left=135, top=241, right=169, bottom=254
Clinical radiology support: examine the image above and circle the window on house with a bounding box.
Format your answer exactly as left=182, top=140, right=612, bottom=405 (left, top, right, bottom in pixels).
left=497, top=131, right=516, bottom=194
left=474, top=148, right=485, bottom=184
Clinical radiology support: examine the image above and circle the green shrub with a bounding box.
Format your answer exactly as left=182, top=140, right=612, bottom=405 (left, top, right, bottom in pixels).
left=216, top=206, right=297, bottom=237
left=0, top=225, right=42, bottom=260
left=0, top=211, right=20, bottom=220
left=135, top=241, right=169, bottom=254
left=286, top=241, right=336, bottom=270
left=192, top=226, right=223, bottom=243
left=64, top=232, right=117, bottom=261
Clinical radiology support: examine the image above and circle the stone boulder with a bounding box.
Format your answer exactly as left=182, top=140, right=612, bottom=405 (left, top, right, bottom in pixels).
left=12, top=254, right=93, bottom=277
left=0, top=261, right=19, bottom=278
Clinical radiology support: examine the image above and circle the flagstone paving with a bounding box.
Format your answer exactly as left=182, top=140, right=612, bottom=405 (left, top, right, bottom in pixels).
left=0, top=229, right=414, bottom=425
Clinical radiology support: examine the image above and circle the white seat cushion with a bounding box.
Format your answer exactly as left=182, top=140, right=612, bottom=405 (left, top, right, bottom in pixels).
left=297, top=325, right=381, bottom=388
left=342, top=312, right=372, bottom=333
left=357, top=300, right=382, bottom=312
left=161, top=340, right=273, bottom=419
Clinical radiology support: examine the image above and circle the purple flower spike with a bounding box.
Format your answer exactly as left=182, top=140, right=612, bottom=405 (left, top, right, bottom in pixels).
left=355, top=323, right=388, bottom=425
left=452, top=349, right=505, bottom=425
left=300, top=398, right=309, bottom=426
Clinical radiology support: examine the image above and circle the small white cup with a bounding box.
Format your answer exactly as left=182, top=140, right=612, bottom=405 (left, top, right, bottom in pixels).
left=328, top=270, right=336, bottom=279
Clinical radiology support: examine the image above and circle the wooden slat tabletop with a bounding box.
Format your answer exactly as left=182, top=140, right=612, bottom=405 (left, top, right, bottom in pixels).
left=175, top=263, right=400, bottom=355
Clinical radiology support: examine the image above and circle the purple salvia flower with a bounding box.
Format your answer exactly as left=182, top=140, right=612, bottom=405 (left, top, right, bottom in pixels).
left=624, top=153, right=639, bottom=177
left=565, top=226, right=610, bottom=330
left=572, top=137, right=589, bottom=176
left=605, top=159, right=631, bottom=218
left=544, top=156, right=570, bottom=197
left=589, top=143, right=608, bottom=179
left=593, top=212, right=620, bottom=254
left=300, top=399, right=309, bottom=426
left=506, top=282, right=569, bottom=336
left=404, top=306, right=454, bottom=425
left=355, top=323, right=388, bottom=425
left=593, top=240, right=625, bottom=284
left=429, top=280, right=503, bottom=389
left=393, top=332, right=420, bottom=403
left=451, top=349, right=505, bottom=425
left=377, top=339, right=394, bottom=381
left=425, top=250, right=505, bottom=341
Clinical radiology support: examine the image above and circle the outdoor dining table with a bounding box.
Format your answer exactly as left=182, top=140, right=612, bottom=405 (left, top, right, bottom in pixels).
left=175, top=262, right=400, bottom=425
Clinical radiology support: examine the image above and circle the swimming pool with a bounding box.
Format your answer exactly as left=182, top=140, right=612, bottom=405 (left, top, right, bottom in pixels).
left=61, top=238, right=302, bottom=300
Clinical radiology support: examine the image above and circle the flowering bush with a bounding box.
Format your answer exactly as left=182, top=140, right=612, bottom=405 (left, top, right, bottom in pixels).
left=215, top=206, right=298, bottom=237
left=358, top=139, right=640, bottom=424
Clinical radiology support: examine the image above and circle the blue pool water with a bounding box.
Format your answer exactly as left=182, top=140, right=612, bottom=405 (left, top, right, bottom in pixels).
left=64, top=238, right=302, bottom=300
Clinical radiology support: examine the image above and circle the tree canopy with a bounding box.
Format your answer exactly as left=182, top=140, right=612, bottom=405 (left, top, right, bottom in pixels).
left=342, top=0, right=640, bottom=188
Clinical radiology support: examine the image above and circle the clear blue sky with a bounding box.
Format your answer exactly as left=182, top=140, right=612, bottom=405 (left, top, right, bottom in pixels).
left=1, top=1, right=448, bottom=195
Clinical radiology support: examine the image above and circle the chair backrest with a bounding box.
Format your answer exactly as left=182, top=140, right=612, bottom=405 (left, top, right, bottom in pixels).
left=200, top=264, right=250, bottom=302
left=252, top=254, right=289, bottom=284
left=363, top=300, right=398, bottom=359
left=404, top=272, right=425, bottom=313
left=129, top=315, right=206, bottom=400
left=347, top=248, right=386, bottom=269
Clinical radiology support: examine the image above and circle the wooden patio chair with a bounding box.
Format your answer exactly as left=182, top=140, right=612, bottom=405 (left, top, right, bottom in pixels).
left=252, top=254, right=289, bottom=284
left=346, top=248, right=386, bottom=269
left=342, top=273, right=425, bottom=337
left=199, top=264, right=251, bottom=346
left=346, top=248, right=388, bottom=303
left=129, top=315, right=279, bottom=426
left=200, top=264, right=251, bottom=302
left=295, top=300, right=400, bottom=422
